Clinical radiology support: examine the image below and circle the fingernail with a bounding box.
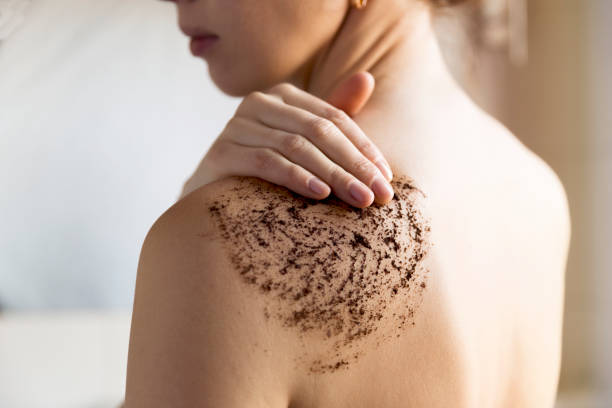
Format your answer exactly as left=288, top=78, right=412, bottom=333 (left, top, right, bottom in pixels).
left=349, top=180, right=373, bottom=205
left=375, top=158, right=393, bottom=181
left=371, top=176, right=394, bottom=201
left=308, top=176, right=329, bottom=195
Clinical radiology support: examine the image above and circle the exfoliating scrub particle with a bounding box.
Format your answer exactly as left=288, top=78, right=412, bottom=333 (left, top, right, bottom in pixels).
left=205, top=174, right=430, bottom=374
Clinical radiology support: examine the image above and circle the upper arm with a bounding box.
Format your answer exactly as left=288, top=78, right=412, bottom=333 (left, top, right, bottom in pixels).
left=125, top=186, right=294, bottom=408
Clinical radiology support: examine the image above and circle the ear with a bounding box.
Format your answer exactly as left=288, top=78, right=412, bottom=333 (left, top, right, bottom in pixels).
left=325, top=71, right=375, bottom=117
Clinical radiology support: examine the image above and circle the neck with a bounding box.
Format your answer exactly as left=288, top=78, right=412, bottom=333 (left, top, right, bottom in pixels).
left=289, top=0, right=465, bottom=148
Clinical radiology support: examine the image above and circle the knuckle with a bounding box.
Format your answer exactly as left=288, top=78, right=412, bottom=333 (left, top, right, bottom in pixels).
left=247, top=91, right=266, bottom=103
left=238, top=92, right=263, bottom=112
left=356, top=138, right=376, bottom=157
left=328, top=165, right=348, bottom=186
left=352, top=156, right=377, bottom=176
left=308, top=116, right=336, bottom=141
left=207, top=140, right=227, bottom=161
left=272, top=82, right=292, bottom=94
left=280, top=133, right=307, bottom=156
left=252, top=148, right=276, bottom=172
left=325, top=106, right=349, bottom=124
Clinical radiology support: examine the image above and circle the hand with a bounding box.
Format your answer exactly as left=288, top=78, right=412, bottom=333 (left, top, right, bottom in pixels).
left=179, top=72, right=394, bottom=208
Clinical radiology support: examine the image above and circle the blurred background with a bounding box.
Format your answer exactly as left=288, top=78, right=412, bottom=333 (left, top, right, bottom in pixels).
left=0, top=0, right=609, bottom=406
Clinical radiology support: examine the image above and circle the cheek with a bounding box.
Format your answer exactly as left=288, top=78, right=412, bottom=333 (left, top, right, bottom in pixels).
left=203, top=2, right=292, bottom=95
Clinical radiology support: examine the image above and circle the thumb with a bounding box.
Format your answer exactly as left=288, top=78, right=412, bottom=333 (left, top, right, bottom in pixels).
left=325, top=71, right=375, bottom=117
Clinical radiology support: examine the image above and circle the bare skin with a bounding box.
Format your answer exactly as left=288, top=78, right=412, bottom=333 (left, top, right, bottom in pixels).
left=126, top=0, right=570, bottom=407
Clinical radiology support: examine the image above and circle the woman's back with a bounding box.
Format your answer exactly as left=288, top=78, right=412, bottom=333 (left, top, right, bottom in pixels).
left=126, top=95, right=569, bottom=408
left=140, top=106, right=567, bottom=406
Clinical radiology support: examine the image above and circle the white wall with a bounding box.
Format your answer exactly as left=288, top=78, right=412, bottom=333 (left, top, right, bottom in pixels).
left=0, top=0, right=240, bottom=309
left=587, top=0, right=612, bottom=402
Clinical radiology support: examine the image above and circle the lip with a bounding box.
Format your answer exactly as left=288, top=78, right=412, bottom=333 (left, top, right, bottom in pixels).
left=189, top=35, right=219, bottom=57
left=179, top=24, right=216, bottom=38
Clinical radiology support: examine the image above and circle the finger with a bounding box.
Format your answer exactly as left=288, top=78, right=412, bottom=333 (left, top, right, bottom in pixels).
left=324, top=71, right=375, bottom=117
left=267, top=82, right=393, bottom=182
left=238, top=91, right=393, bottom=205
left=212, top=141, right=334, bottom=201
left=224, top=117, right=375, bottom=208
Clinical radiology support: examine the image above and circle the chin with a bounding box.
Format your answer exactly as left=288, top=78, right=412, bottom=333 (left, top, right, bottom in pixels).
left=208, top=63, right=291, bottom=97
left=207, top=67, right=259, bottom=97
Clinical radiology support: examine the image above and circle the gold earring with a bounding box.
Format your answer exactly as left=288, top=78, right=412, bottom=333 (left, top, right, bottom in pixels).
left=352, top=0, right=367, bottom=9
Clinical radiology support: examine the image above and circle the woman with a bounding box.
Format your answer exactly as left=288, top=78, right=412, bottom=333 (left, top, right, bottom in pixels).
left=125, top=0, right=570, bottom=407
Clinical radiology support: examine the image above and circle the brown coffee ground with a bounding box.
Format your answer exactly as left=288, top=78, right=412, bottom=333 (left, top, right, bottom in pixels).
left=204, top=174, right=430, bottom=374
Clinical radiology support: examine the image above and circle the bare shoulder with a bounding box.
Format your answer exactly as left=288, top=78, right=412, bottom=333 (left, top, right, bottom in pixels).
left=528, top=152, right=571, bottom=246
left=473, top=114, right=571, bottom=255
left=126, top=174, right=433, bottom=407
left=184, top=175, right=432, bottom=369
left=500, top=126, right=572, bottom=257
